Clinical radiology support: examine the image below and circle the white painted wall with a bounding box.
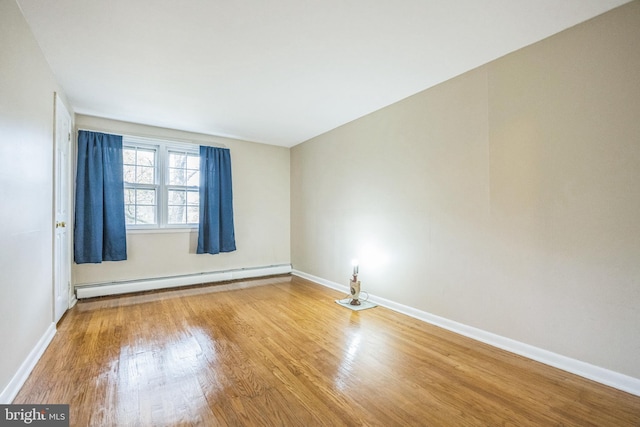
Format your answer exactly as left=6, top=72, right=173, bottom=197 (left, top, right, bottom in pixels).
left=73, top=115, right=290, bottom=286
left=0, top=0, right=70, bottom=400
left=291, top=2, right=640, bottom=379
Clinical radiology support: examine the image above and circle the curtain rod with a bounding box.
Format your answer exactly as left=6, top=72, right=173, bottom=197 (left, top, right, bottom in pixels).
left=76, top=127, right=228, bottom=148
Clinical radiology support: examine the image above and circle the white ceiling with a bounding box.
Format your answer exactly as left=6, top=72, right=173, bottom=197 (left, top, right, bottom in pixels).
left=17, top=0, right=630, bottom=147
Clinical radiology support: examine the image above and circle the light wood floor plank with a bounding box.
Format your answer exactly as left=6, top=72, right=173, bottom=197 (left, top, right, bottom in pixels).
left=13, top=275, right=640, bottom=426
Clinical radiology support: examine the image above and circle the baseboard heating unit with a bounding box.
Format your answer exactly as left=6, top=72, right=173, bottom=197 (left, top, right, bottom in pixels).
left=75, top=264, right=292, bottom=299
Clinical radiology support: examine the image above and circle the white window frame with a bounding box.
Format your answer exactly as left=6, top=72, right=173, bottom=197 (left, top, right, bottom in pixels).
left=123, top=142, right=159, bottom=227
left=165, top=147, right=200, bottom=227
left=123, top=136, right=200, bottom=231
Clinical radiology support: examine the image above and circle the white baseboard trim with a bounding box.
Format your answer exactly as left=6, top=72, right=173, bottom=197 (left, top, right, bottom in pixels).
left=0, top=323, right=56, bottom=404
left=76, top=264, right=292, bottom=299
left=292, top=269, right=640, bottom=397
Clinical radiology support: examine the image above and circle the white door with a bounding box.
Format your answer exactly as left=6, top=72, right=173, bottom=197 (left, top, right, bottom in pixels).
left=54, top=93, right=72, bottom=323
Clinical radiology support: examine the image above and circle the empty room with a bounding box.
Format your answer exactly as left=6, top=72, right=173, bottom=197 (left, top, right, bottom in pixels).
left=1, top=0, right=639, bottom=425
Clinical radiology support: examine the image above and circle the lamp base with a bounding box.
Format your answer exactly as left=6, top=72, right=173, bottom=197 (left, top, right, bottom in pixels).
left=335, top=299, right=377, bottom=311
left=349, top=279, right=361, bottom=306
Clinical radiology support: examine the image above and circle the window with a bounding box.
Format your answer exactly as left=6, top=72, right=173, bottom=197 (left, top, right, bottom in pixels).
left=123, top=145, right=157, bottom=225
left=167, top=150, right=200, bottom=224
left=123, top=136, right=199, bottom=229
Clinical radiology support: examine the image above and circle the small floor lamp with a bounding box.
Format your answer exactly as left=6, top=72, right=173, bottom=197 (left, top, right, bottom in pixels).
left=349, top=260, right=361, bottom=306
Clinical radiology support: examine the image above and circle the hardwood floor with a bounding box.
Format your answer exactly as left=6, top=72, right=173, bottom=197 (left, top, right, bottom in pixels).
left=14, top=275, right=640, bottom=426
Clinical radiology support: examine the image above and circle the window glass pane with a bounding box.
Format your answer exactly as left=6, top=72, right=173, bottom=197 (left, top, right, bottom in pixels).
left=124, top=189, right=135, bottom=204
left=137, top=166, right=155, bottom=184
left=187, top=155, right=199, bottom=170
left=186, top=170, right=200, bottom=187
left=123, top=165, right=136, bottom=183
left=168, top=206, right=186, bottom=224
left=169, top=168, right=186, bottom=185
left=125, top=205, right=136, bottom=224
left=137, top=189, right=155, bottom=204
left=187, top=191, right=199, bottom=205
left=123, top=148, right=136, bottom=165
left=137, top=206, right=156, bottom=224
left=168, top=189, right=186, bottom=205
left=137, top=149, right=155, bottom=167
left=187, top=207, right=199, bottom=224
left=169, top=152, right=186, bottom=168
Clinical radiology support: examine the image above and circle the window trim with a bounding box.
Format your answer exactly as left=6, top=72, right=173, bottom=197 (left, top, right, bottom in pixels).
left=123, top=135, right=200, bottom=231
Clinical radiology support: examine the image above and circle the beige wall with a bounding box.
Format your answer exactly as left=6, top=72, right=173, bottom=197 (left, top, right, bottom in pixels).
left=0, top=0, right=69, bottom=398
left=73, top=115, right=290, bottom=285
left=291, top=2, right=640, bottom=378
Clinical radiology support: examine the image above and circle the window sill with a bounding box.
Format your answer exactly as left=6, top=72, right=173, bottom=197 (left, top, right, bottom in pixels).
left=126, top=227, right=198, bottom=235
